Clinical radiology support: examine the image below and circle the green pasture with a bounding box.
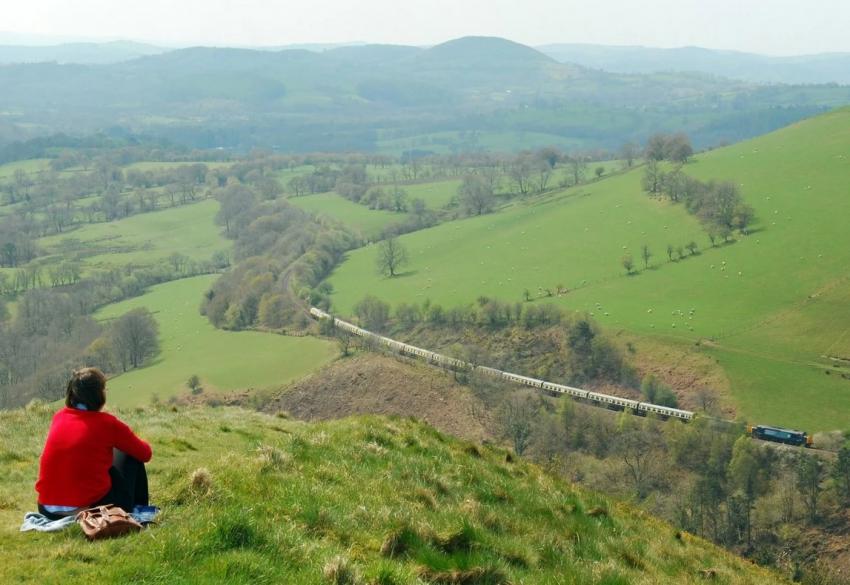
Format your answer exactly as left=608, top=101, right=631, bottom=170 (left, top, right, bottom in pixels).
left=328, top=108, right=850, bottom=431
left=403, top=179, right=462, bottom=209
left=289, top=192, right=401, bottom=239
left=273, top=164, right=315, bottom=186
left=38, top=199, right=230, bottom=271
left=96, top=275, right=337, bottom=407
left=0, top=158, right=51, bottom=178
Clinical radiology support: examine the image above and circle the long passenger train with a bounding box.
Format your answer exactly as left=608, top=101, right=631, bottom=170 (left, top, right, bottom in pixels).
left=310, top=307, right=812, bottom=447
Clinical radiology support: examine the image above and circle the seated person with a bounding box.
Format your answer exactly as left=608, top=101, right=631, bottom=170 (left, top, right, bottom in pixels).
left=35, top=368, right=152, bottom=520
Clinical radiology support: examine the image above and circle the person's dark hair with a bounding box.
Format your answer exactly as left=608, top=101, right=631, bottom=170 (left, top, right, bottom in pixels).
left=65, top=368, right=107, bottom=411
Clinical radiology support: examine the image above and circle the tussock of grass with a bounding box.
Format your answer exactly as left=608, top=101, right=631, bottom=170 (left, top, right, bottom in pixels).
left=0, top=403, right=787, bottom=584
left=417, top=565, right=508, bottom=585
left=323, top=554, right=363, bottom=584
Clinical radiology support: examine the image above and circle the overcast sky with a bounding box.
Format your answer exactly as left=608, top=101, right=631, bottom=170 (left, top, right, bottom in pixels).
left=2, top=0, right=848, bottom=56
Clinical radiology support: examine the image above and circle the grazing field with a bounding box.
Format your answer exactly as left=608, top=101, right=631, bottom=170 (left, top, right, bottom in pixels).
left=38, top=199, right=230, bottom=271
left=289, top=192, right=401, bottom=239
left=328, top=108, right=850, bottom=431
left=0, top=158, right=51, bottom=178
left=403, top=178, right=462, bottom=208
left=96, top=275, right=337, bottom=407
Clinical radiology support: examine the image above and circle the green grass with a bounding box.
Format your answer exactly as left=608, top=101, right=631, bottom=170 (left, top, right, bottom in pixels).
left=0, top=158, right=51, bottom=178
left=96, top=275, right=337, bottom=407
left=0, top=405, right=786, bottom=584
left=330, top=170, right=703, bottom=311
left=273, top=165, right=315, bottom=186
left=289, top=192, right=402, bottom=239
left=403, top=179, right=462, bottom=209
left=38, top=199, right=231, bottom=271
left=327, top=108, right=850, bottom=432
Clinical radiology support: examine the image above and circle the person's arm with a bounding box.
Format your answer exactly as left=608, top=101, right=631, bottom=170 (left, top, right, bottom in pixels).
left=110, top=416, right=153, bottom=463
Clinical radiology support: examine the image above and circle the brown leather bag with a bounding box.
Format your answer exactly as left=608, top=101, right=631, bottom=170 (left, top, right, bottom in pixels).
left=76, top=505, right=143, bottom=540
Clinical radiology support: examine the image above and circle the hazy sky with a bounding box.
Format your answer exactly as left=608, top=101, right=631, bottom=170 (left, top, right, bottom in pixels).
left=3, top=0, right=848, bottom=56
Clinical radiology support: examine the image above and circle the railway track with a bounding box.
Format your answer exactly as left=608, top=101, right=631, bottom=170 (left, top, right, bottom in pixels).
left=309, top=307, right=831, bottom=453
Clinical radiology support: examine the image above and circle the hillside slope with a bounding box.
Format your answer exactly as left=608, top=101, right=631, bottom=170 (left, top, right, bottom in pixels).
left=538, top=43, right=850, bottom=85
left=327, top=108, right=850, bottom=431
left=0, top=404, right=784, bottom=584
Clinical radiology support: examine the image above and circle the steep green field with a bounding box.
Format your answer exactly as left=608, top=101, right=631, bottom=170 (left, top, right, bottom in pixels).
left=289, top=192, right=402, bottom=239
left=38, top=199, right=230, bottom=271
left=96, top=275, right=337, bottom=407
left=0, top=405, right=785, bottom=584
left=328, top=109, right=850, bottom=431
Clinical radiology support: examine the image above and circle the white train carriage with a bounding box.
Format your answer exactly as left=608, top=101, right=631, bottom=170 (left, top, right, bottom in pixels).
left=585, top=391, right=640, bottom=411
left=477, top=366, right=504, bottom=377
left=406, top=345, right=429, bottom=358
left=386, top=339, right=406, bottom=353
left=541, top=381, right=589, bottom=400
left=433, top=353, right=462, bottom=368
left=501, top=372, right=544, bottom=388
left=345, top=323, right=369, bottom=337
left=637, top=403, right=695, bottom=421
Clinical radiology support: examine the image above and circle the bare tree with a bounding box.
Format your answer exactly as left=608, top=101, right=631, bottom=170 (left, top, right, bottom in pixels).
left=666, top=133, right=694, bottom=164
left=619, top=142, right=640, bottom=168
left=111, top=308, right=160, bottom=371
left=567, top=155, right=587, bottom=185
left=497, top=393, right=540, bottom=456
left=376, top=237, right=408, bottom=278
left=508, top=157, right=533, bottom=196
left=615, top=417, right=657, bottom=498
left=641, top=159, right=664, bottom=194
left=645, top=134, right=668, bottom=161
left=641, top=244, right=652, bottom=269
left=458, top=175, right=494, bottom=216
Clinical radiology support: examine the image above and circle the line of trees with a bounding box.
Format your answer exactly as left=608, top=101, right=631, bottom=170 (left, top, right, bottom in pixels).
left=345, top=294, right=635, bottom=390
left=203, top=199, right=357, bottom=331
left=644, top=166, right=755, bottom=238
left=0, top=280, right=162, bottom=408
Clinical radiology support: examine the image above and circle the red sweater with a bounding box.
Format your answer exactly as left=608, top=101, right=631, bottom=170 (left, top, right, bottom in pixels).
left=36, top=407, right=152, bottom=507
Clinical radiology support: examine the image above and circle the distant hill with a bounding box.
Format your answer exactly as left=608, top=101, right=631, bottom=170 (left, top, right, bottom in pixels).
left=0, top=403, right=787, bottom=584
left=416, top=36, right=554, bottom=68
left=538, top=43, right=850, bottom=85
left=0, top=36, right=849, bottom=152
left=0, top=40, right=166, bottom=64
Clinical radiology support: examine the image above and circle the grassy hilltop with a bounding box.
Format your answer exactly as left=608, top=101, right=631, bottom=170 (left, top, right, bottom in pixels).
left=0, top=404, right=784, bottom=584
left=327, top=108, right=850, bottom=431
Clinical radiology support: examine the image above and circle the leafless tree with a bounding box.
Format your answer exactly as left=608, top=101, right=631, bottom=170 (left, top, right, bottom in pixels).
left=376, top=237, right=408, bottom=278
